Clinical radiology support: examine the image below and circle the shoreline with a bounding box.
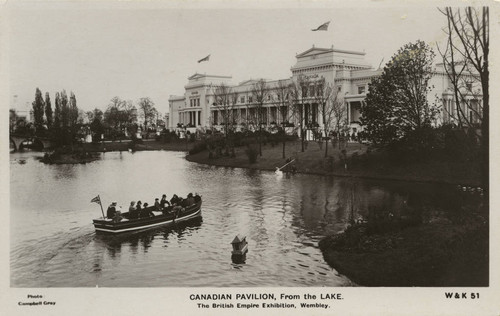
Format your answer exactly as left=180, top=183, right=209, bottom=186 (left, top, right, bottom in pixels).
left=185, top=141, right=482, bottom=187
left=318, top=218, right=488, bottom=287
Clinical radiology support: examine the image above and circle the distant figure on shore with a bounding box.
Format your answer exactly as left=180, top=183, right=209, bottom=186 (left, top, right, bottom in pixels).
left=107, top=201, right=118, bottom=219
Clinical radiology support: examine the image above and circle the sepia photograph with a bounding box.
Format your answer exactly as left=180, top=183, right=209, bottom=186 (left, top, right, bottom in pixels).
left=2, top=0, right=498, bottom=314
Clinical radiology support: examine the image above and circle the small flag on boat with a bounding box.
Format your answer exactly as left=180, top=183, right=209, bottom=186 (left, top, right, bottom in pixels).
left=91, top=195, right=101, bottom=205
left=312, top=21, right=330, bottom=31
left=198, top=54, right=210, bottom=63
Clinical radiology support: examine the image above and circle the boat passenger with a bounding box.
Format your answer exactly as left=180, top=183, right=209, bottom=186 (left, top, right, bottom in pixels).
left=160, top=194, right=170, bottom=209
left=113, top=206, right=123, bottom=223
left=154, top=198, right=161, bottom=211
left=194, top=193, right=201, bottom=203
left=186, top=193, right=195, bottom=206
left=129, top=201, right=136, bottom=212
left=140, top=203, right=155, bottom=218
left=129, top=201, right=140, bottom=220
left=107, top=201, right=118, bottom=219
left=172, top=205, right=183, bottom=218
left=170, top=194, right=180, bottom=206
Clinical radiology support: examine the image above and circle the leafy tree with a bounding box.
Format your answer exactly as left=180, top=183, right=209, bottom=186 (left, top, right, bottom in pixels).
left=361, top=40, right=438, bottom=146
left=45, top=92, right=53, bottom=129
left=54, top=92, right=61, bottom=129
left=89, top=108, right=104, bottom=141
left=60, top=90, right=69, bottom=128
left=32, top=88, right=45, bottom=135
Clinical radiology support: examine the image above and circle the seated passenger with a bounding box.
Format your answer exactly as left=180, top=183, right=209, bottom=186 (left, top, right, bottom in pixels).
left=186, top=193, right=195, bottom=206
left=129, top=201, right=136, bottom=212
left=170, top=194, right=180, bottom=206
left=140, top=203, right=155, bottom=218
left=172, top=205, right=183, bottom=218
left=130, top=201, right=141, bottom=219
left=113, top=206, right=123, bottom=223
left=194, top=193, right=201, bottom=203
left=160, top=194, right=170, bottom=209
left=107, top=201, right=118, bottom=219
left=154, top=198, right=161, bottom=212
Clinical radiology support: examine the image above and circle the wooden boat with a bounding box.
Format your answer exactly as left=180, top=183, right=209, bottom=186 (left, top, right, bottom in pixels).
left=93, top=201, right=202, bottom=234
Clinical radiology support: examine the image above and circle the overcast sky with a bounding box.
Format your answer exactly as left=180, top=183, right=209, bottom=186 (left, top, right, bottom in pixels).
left=6, top=1, right=450, bottom=115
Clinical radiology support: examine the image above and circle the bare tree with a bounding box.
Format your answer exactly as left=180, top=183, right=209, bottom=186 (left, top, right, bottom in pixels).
left=289, top=75, right=311, bottom=152
left=438, top=6, right=488, bottom=191
left=138, top=97, right=157, bottom=136
left=273, top=79, right=294, bottom=158
left=212, top=82, right=239, bottom=155
left=250, top=79, right=269, bottom=156
left=313, top=78, right=340, bottom=157
left=212, top=83, right=238, bottom=137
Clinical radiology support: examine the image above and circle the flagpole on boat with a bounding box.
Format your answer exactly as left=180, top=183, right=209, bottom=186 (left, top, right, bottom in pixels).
left=97, top=195, right=105, bottom=219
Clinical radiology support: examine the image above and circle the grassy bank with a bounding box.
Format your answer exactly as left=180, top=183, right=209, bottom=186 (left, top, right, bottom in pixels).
left=318, top=216, right=488, bottom=286
left=40, top=140, right=198, bottom=164
left=80, top=139, right=197, bottom=152
left=186, top=140, right=481, bottom=186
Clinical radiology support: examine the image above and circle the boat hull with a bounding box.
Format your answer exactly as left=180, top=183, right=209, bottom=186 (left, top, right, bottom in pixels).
left=93, top=202, right=202, bottom=234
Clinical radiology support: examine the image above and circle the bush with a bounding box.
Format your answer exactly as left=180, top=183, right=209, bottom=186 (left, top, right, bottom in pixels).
left=189, top=142, right=207, bottom=155
left=245, top=146, right=258, bottom=164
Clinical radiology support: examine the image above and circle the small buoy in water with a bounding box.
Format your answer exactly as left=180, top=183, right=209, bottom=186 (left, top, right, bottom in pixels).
left=128, top=148, right=132, bottom=152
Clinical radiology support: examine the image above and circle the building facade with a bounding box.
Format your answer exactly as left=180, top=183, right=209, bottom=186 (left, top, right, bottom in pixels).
left=168, top=45, right=482, bottom=136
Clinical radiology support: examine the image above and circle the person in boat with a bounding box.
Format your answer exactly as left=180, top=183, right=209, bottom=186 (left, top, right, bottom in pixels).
left=107, top=201, right=118, bottom=219
left=129, top=201, right=136, bottom=212
left=172, top=205, right=183, bottom=218
left=160, top=194, right=170, bottom=209
left=113, top=206, right=123, bottom=223
left=194, top=193, right=201, bottom=203
left=170, top=194, right=181, bottom=206
left=186, top=193, right=195, bottom=207
left=140, top=203, right=155, bottom=218
left=129, top=201, right=142, bottom=220
left=154, top=198, right=161, bottom=212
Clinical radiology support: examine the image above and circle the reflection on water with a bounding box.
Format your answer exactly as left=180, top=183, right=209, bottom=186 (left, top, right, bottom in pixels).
left=10, top=151, right=481, bottom=287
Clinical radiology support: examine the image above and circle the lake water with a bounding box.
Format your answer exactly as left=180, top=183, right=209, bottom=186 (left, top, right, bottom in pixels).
left=10, top=150, right=482, bottom=287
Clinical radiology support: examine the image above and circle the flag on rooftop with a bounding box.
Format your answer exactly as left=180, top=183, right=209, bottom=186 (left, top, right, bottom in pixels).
left=91, top=195, right=101, bottom=205
left=312, top=21, right=330, bottom=31
left=198, top=54, right=210, bottom=63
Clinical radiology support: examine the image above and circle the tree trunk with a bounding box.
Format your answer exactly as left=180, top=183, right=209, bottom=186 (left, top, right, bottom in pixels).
left=259, top=125, right=262, bottom=156
left=324, top=137, right=329, bottom=158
